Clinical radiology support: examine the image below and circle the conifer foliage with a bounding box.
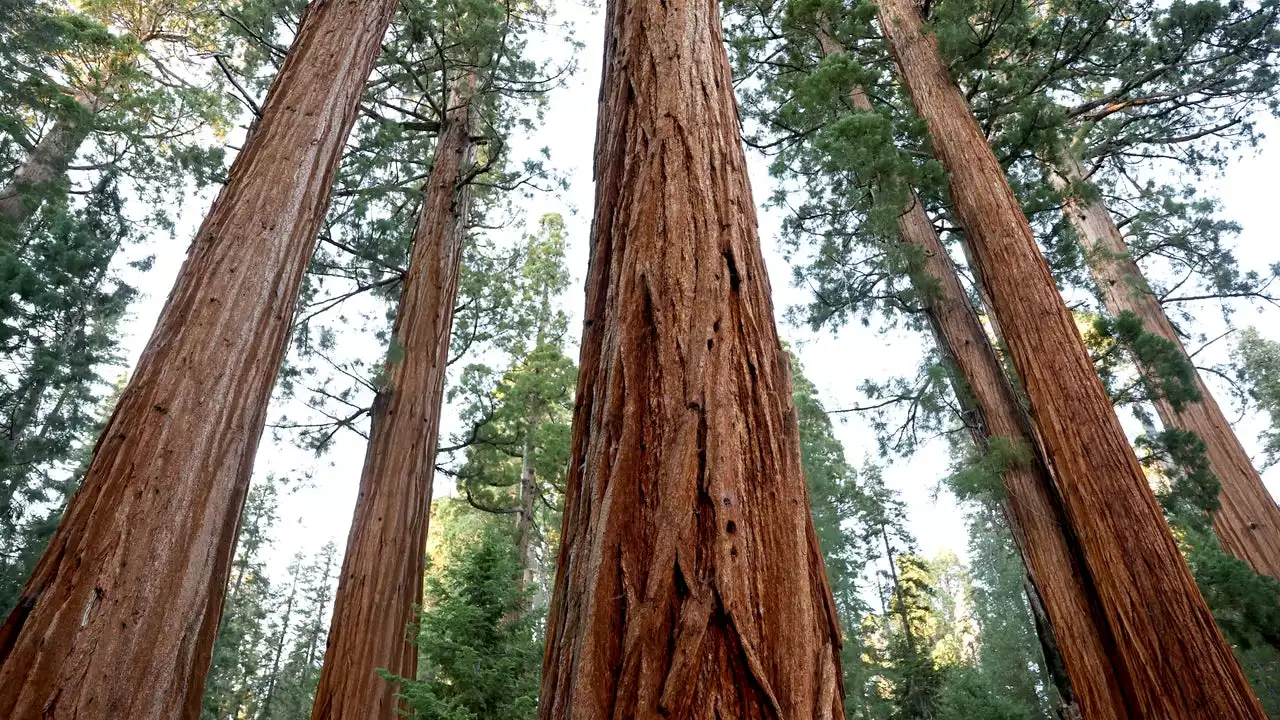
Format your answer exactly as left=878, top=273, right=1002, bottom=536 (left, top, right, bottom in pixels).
left=2, top=0, right=1280, bottom=717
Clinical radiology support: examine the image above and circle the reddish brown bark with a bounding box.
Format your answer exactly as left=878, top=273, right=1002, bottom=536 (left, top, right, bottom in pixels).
left=902, top=191, right=1127, bottom=720
left=875, top=0, right=1266, bottom=716
left=538, top=0, right=843, bottom=715
left=310, top=78, right=477, bottom=720
left=0, top=1, right=397, bottom=717
left=1053, top=153, right=1280, bottom=580
left=811, top=29, right=1121, bottom=713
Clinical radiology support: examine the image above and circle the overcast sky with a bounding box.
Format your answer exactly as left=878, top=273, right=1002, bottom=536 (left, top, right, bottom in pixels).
left=109, top=1, right=1280, bottom=581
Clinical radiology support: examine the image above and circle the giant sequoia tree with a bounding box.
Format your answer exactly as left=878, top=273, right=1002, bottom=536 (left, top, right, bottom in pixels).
left=1023, top=0, right=1280, bottom=581
left=310, top=0, right=570, bottom=709
left=0, top=0, right=227, bottom=231
left=874, top=0, right=1265, bottom=714
left=0, top=0, right=397, bottom=716
left=450, top=214, right=576, bottom=596
left=311, top=77, right=479, bottom=720
left=725, top=6, right=1122, bottom=714
left=538, top=0, right=844, bottom=714
left=1056, top=151, right=1280, bottom=580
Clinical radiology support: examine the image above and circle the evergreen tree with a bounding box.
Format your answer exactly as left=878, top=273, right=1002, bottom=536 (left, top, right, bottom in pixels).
left=0, top=176, right=134, bottom=614
left=792, top=360, right=873, bottom=626
left=203, top=479, right=281, bottom=720
left=964, top=509, right=1056, bottom=720
left=449, top=213, right=575, bottom=597
left=1237, top=328, right=1280, bottom=468
left=792, top=359, right=903, bottom=718
left=259, top=553, right=303, bottom=719
left=202, top=483, right=339, bottom=720
left=257, top=542, right=338, bottom=720
left=396, top=501, right=542, bottom=720
left=539, top=0, right=844, bottom=710
left=0, top=0, right=228, bottom=232
left=790, top=355, right=1049, bottom=720
left=315, top=70, right=487, bottom=719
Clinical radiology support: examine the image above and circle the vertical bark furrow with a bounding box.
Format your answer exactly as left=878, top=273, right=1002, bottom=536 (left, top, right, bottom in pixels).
left=0, top=1, right=397, bottom=717
left=1053, top=154, right=1280, bottom=580
left=311, top=77, right=478, bottom=720
left=538, top=0, right=843, bottom=716
left=875, top=1, right=1266, bottom=716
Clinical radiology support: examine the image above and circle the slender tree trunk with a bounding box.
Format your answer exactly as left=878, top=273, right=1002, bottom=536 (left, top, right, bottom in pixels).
left=304, top=549, right=334, bottom=670
left=5, top=371, right=49, bottom=447
left=260, top=579, right=298, bottom=720
left=0, top=99, right=93, bottom=230
left=881, top=526, right=917, bottom=657
left=0, top=1, right=396, bottom=716
left=515, top=286, right=553, bottom=598
left=1052, top=152, right=1280, bottom=579
left=538, top=0, right=844, bottom=715
left=1022, top=574, right=1082, bottom=720
left=224, top=503, right=267, bottom=618
left=310, top=76, right=477, bottom=720
left=812, top=29, right=1119, bottom=716
left=516, top=427, right=537, bottom=592
left=875, top=0, right=1265, bottom=716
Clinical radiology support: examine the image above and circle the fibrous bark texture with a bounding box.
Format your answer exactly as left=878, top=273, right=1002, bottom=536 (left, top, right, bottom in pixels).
left=875, top=0, right=1266, bottom=716
left=808, top=29, right=1125, bottom=712
left=0, top=98, right=92, bottom=229
left=310, top=79, right=476, bottom=720
left=538, top=0, right=844, bottom=716
left=0, top=1, right=396, bottom=717
left=900, top=194, right=1126, bottom=720
left=1054, top=154, right=1280, bottom=580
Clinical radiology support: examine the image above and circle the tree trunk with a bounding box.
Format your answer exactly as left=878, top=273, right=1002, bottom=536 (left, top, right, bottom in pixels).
left=0, top=100, right=92, bottom=230
left=1022, top=573, right=1082, bottom=720
left=310, top=76, right=477, bottom=720
left=516, top=427, right=537, bottom=592
left=0, top=1, right=396, bottom=717
left=259, top=579, right=298, bottom=720
left=908, top=203, right=1121, bottom=719
left=875, top=0, right=1266, bottom=716
left=881, top=526, right=917, bottom=657
left=1052, top=152, right=1280, bottom=580
left=538, top=0, right=844, bottom=715
left=811, top=28, right=1120, bottom=716
left=905, top=197, right=1116, bottom=719
left=515, top=284, right=553, bottom=598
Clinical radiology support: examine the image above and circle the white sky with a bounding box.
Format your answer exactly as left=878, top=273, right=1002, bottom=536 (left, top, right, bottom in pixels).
left=109, top=2, right=1280, bottom=581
